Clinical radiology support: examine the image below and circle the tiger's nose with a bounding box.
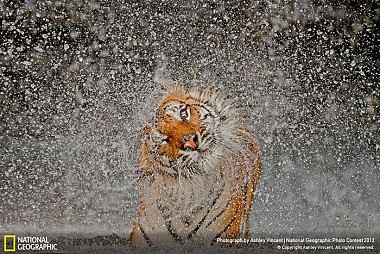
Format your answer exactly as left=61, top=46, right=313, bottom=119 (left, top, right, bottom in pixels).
left=183, top=133, right=198, bottom=150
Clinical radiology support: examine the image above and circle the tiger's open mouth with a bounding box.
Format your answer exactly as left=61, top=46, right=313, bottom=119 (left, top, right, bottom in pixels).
left=182, top=133, right=199, bottom=151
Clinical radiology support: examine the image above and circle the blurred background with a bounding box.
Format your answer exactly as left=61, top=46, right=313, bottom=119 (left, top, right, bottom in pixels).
left=0, top=0, right=379, bottom=242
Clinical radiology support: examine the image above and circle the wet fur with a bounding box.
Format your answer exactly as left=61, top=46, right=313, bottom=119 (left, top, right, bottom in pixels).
left=129, top=84, right=261, bottom=247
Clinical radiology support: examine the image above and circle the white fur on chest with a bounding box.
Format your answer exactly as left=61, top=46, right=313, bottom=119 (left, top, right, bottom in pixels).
left=138, top=172, right=227, bottom=244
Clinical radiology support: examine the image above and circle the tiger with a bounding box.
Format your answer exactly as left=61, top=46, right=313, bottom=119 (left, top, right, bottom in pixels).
left=128, top=84, right=261, bottom=247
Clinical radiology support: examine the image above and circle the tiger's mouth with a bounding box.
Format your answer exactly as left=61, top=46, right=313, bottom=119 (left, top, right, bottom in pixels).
left=181, top=133, right=199, bottom=151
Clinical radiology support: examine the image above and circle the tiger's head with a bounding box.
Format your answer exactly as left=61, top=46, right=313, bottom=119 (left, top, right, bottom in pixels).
left=141, top=84, right=242, bottom=178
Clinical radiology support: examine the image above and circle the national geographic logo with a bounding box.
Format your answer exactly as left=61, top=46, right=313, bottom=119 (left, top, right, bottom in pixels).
left=3, top=235, right=58, bottom=252
left=3, top=235, right=15, bottom=252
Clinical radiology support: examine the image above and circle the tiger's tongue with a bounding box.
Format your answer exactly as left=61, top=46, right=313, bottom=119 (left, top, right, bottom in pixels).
left=183, top=135, right=198, bottom=150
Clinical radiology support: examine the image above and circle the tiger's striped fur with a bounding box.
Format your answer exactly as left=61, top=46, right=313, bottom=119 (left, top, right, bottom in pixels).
left=128, top=84, right=261, bottom=247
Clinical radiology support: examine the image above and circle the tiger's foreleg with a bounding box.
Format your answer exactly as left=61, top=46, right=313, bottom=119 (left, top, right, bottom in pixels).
left=128, top=219, right=151, bottom=247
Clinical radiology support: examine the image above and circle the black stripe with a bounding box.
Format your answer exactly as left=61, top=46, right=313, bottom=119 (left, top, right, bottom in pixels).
left=138, top=221, right=152, bottom=247
left=162, top=104, right=176, bottom=112
left=201, top=131, right=210, bottom=140
left=153, top=155, right=179, bottom=177
left=212, top=210, right=238, bottom=243
left=156, top=204, right=184, bottom=243
left=158, top=169, right=178, bottom=178
left=165, top=221, right=184, bottom=244
left=162, top=101, right=186, bottom=111
left=202, top=132, right=215, bottom=145
left=205, top=195, right=233, bottom=229
left=154, top=156, right=175, bottom=168
left=207, top=139, right=216, bottom=147
left=178, top=154, right=189, bottom=161
left=187, top=164, right=199, bottom=176
left=200, top=113, right=211, bottom=120
left=195, top=100, right=211, bottom=107
left=195, top=103, right=217, bottom=118
left=187, top=183, right=225, bottom=239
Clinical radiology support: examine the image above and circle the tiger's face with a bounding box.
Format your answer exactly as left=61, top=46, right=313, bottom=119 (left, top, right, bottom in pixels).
left=142, top=85, right=239, bottom=178
left=156, top=98, right=202, bottom=158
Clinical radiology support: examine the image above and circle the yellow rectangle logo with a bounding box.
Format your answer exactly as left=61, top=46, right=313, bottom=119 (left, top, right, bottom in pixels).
left=3, top=235, right=16, bottom=252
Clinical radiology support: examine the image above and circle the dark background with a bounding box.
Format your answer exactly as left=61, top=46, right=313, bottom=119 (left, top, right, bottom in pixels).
left=0, top=0, right=379, bottom=244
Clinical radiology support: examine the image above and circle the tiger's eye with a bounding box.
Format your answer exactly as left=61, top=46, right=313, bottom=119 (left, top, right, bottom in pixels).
left=180, top=108, right=188, bottom=121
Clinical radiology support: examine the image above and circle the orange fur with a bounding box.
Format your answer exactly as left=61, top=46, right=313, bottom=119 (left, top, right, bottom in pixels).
left=129, top=84, right=261, bottom=247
